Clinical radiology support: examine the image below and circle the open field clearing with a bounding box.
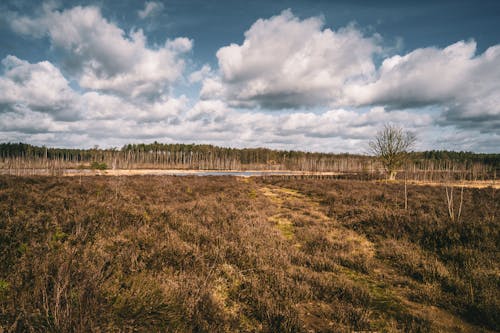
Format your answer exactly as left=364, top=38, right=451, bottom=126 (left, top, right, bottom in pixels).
left=0, top=176, right=498, bottom=332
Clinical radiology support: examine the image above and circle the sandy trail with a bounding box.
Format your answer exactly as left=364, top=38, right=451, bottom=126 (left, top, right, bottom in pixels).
left=259, top=183, right=487, bottom=332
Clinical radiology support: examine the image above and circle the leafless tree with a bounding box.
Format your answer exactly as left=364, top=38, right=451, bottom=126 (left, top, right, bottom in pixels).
left=369, top=124, right=416, bottom=180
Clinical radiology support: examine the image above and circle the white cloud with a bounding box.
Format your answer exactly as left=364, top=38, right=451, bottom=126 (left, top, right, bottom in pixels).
left=276, top=107, right=431, bottom=139
left=0, top=53, right=433, bottom=152
left=202, top=9, right=380, bottom=109
left=343, top=41, right=477, bottom=107
left=138, top=1, right=164, bottom=19
left=189, top=64, right=212, bottom=83
left=79, top=92, right=188, bottom=122
left=0, top=108, right=70, bottom=134
left=10, top=5, right=191, bottom=99
left=0, top=54, right=190, bottom=122
left=3, top=7, right=498, bottom=152
left=0, top=55, right=78, bottom=120
left=201, top=10, right=500, bottom=135
left=342, top=41, right=500, bottom=131
left=185, top=99, right=230, bottom=122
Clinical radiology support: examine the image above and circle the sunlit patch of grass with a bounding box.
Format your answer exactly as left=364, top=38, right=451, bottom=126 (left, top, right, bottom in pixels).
left=275, top=187, right=302, bottom=197
left=269, top=215, right=295, bottom=239
left=337, top=266, right=411, bottom=330
left=259, top=186, right=282, bottom=203
left=0, top=279, right=9, bottom=302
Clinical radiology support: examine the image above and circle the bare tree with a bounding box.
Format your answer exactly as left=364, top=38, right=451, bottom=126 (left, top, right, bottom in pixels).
left=369, top=124, right=416, bottom=180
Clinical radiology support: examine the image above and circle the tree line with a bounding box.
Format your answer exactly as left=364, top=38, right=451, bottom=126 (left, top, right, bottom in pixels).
left=0, top=142, right=498, bottom=180
left=0, top=142, right=374, bottom=173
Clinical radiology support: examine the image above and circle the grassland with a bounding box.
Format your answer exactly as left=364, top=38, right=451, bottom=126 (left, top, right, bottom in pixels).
left=0, top=175, right=498, bottom=332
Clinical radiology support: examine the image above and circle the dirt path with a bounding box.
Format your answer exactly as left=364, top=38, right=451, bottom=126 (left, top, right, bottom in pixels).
left=259, top=184, right=487, bottom=332
left=260, top=185, right=330, bottom=241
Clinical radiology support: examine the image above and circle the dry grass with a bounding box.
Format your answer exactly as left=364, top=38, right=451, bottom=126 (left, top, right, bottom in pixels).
left=0, top=175, right=498, bottom=332
left=401, top=179, right=500, bottom=189
left=259, top=177, right=499, bottom=331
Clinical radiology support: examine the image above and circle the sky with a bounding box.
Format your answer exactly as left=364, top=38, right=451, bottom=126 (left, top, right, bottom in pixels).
left=0, top=0, right=499, bottom=153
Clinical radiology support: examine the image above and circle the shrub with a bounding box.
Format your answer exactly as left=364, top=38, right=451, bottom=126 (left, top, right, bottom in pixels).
left=90, top=161, right=107, bottom=170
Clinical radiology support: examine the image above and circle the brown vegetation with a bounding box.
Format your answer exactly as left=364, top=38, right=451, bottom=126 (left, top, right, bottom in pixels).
left=0, top=175, right=498, bottom=332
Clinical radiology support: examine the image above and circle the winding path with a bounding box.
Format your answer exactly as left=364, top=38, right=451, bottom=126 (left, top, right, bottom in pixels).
left=259, top=183, right=487, bottom=332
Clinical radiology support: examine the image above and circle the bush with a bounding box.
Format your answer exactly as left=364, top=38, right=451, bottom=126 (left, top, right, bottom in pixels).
left=90, top=161, right=107, bottom=170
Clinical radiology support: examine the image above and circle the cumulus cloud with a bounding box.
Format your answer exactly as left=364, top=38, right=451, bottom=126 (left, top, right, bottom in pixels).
left=2, top=7, right=498, bottom=151
left=189, top=64, right=212, bottom=83
left=79, top=92, right=189, bottom=122
left=343, top=41, right=500, bottom=131
left=343, top=41, right=477, bottom=108
left=202, top=9, right=380, bottom=109
left=0, top=54, right=432, bottom=152
left=202, top=10, right=500, bottom=134
left=138, top=1, right=164, bottom=19
left=9, top=5, right=191, bottom=99
left=0, top=108, right=70, bottom=134
left=276, top=107, right=431, bottom=139
left=0, top=55, right=78, bottom=120
left=439, top=45, right=500, bottom=131
left=0, top=55, right=188, bottom=123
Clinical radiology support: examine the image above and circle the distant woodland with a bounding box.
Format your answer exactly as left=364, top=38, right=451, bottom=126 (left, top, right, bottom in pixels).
left=0, top=142, right=498, bottom=180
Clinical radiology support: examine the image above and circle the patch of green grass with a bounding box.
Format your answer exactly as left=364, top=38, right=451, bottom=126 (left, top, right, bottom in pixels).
left=269, top=216, right=295, bottom=239
left=337, top=267, right=408, bottom=327
left=0, top=279, right=9, bottom=301
left=248, top=189, right=257, bottom=198
left=17, top=242, right=28, bottom=255
left=277, top=223, right=294, bottom=240
left=52, top=229, right=68, bottom=242
left=0, top=279, right=9, bottom=291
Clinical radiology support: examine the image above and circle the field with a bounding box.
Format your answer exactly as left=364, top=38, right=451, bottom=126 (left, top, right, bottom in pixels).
left=0, top=175, right=498, bottom=332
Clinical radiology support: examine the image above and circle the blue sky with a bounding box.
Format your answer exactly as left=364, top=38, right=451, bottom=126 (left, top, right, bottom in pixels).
left=0, top=0, right=499, bottom=152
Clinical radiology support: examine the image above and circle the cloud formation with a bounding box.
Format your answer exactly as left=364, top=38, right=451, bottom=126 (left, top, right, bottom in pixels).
left=202, top=10, right=380, bottom=109
left=0, top=54, right=431, bottom=152
left=1, top=5, right=498, bottom=152
left=202, top=10, right=500, bottom=134
left=343, top=41, right=500, bottom=131
left=0, top=56, right=191, bottom=122
left=10, top=5, right=191, bottom=100
left=138, top=1, right=164, bottom=19
left=0, top=55, right=78, bottom=120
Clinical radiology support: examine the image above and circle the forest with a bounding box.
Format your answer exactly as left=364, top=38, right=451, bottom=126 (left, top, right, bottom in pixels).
left=1, top=142, right=499, bottom=180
